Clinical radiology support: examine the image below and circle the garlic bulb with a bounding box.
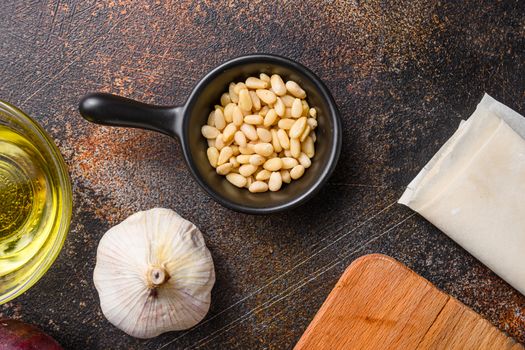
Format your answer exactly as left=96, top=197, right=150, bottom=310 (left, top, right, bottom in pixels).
left=93, top=208, right=215, bottom=339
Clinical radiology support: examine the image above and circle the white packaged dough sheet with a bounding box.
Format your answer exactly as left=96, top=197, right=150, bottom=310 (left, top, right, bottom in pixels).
left=399, top=94, right=525, bottom=295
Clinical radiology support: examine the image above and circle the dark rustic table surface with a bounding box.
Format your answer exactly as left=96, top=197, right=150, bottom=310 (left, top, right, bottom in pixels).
left=1, top=1, right=524, bottom=349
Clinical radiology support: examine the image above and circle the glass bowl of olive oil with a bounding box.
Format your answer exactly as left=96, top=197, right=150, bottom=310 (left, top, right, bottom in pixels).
left=0, top=100, right=72, bottom=304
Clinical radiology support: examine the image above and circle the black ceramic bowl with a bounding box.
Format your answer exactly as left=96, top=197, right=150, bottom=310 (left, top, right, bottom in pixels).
left=79, top=54, right=342, bottom=214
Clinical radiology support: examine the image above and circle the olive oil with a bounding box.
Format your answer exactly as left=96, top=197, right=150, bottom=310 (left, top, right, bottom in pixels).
left=0, top=125, right=60, bottom=278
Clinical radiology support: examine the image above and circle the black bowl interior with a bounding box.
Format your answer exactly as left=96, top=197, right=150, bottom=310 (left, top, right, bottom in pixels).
left=182, top=55, right=340, bottom=213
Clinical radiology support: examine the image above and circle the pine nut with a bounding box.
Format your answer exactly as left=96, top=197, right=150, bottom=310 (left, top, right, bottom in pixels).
left=257, top=127, right=272, bottom=143
left=237, top=154, right=251, bottom=164
left=234, top=82, right=247, bottom=94
left=270, top=74, right=287, bottom=96
left=239, top=164, right=258, bottom=177
left=289, top=117, right=307, bottom=139
left=245, top=176, right=254, bottom=188
left=281, top=94, right=295, bottom=107
left=207, top=139, right=216, bottom=148
left=274, top=97, right=285, bottom=117
left=268, top=171, right=283, bottom=191
left=244, top=114, right=263, bottom=125
left=263, top=157, right=283, bottom=171
left=309, top=107, right=317, bottom=118
left=216, top=163, right=233, bottom=175
left=259, top=105, right=269, bottom=117
left=307, top=118, right=318, bottom=129
left=246, top=77, right=269, bottom=89
left=207, top=147, right=219, bottom=168
left=231, top=145, right=239, bottom=156
left=298, top=152, right=312, bottom=168
left=284, top=108, right=292, bottom=118
left=256, top=169, right=271, bottom=181
left=256, top=89, right=277, bottom=105
left=249, top=181, right=268, bottom=193
left=232, top=106, right=244, bottom=126
left=239, top=144, right=255, bottom=155
left=226, top=173, right=247, bottom=188
left=302, top=136, right=315, bottom=158
left=249, top=90, right=261, bottom=111
left=310, top=131, right=317, bottom=142
left=285, top=80, right=307, bottom=98
left=214, top=108, right=226, bottom=130
left=234, top=131, right=247, bottom=147
left=280, top=169, right=291, bottom=183
left=222, top=123, right=237, bottom=142
left=271, top=129, right=282, bottom=153
left=215, top=133, right=226, bottom=150
left=302, top=106, right=308, bottom=118
left=238, top=89, right=252, bottom=111
left=220, top=93, right=231, bottom=107
left=260, top=73, right=270, bottom=82
left=300, top=125, right=311, bottom=142
left=263, top=109, right=277, bottom=127
left=290, top=138, right=301, bottom=158
left=278, top=118, right=295, bottom=130
left=290, top=165, right=305, bottom=180
left=277, top=129, right=290, bottom=149
left=207, top=110, right=215, bottom=126
left=218, top=146, right=233, bottom=165
left=254, top=142, right=274, bottom=157
left=284, top=149, right=292, bottom=157
left=229, top=83, right=239, bottom=103
left=224, top=103, right=235, bottom=123
left=291, top=98, right=303, bottom=118
left=302, top=100, right=309, bottom=111
left=241, top=124, right=258, bottom=141
left=202, top=125, right=220, bottom=139
left=281, top=157, right=299, bottom=169
left=249, top=154, right=265, bottom=166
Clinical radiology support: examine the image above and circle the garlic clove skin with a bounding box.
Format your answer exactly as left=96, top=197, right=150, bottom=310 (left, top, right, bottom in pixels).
left=93, top=208, right=215, bottom=339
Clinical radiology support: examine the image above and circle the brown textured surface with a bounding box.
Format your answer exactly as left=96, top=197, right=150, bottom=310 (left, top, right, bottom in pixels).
left=0, top=1, right=524, bottom=349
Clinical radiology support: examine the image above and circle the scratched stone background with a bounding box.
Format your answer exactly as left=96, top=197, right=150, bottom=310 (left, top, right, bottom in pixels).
left=0, top=0, right=524, bottom=349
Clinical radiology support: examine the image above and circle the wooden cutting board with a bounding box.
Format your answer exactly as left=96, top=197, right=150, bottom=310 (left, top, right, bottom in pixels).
left=295, top=254, right=523, bottom=350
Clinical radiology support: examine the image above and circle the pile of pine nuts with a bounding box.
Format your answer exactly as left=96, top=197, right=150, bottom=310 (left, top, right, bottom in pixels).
left=201, top=73, right=317, bottom=193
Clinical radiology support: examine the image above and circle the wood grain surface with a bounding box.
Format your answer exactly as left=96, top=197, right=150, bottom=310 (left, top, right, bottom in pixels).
left=295, top=254, right=524, bottom=350
left=0, top=1, right=524, bottom=349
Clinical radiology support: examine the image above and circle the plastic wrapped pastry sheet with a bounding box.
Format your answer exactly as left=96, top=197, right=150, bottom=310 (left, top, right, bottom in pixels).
left=399, top=94, right=525, bottom=295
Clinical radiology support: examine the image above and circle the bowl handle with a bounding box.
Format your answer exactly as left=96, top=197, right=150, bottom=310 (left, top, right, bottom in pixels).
left=78, top=93, right=182, bottom=137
